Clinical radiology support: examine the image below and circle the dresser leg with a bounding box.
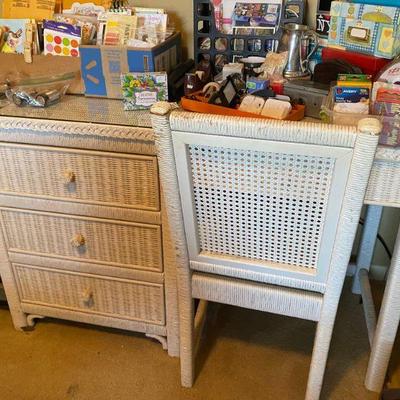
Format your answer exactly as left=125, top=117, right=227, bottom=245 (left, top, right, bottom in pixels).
left=145, top=334, right=168, bottom=350
left=11, top=313, right=44, bottom=331
left=9, top=311, right=30, bottom=331
left=25, top=314, right=45, bottom=329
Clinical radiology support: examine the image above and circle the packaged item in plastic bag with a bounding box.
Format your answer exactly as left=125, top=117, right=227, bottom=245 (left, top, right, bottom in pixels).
left=255, top=51, right=287, bottom=81
left=5, top=72, right=74, bottom=107
left=54, top=13, right=98, bottom=45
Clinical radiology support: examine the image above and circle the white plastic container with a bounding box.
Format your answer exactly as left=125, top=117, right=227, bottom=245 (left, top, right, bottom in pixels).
left=320, top=89, right=400, bottom=147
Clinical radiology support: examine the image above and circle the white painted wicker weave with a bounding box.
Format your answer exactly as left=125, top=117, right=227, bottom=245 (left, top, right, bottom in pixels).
left=0, top=107, right=180, bottom=357
left=151, top=103, right=380, bottom=400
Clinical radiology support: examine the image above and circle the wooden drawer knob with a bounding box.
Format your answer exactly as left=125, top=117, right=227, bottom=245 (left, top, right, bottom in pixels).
left=71, top=234, right=85, bottom=248
left=63, top=170, right=76, bottom=184
left=82, top=288, right=94, bottom=308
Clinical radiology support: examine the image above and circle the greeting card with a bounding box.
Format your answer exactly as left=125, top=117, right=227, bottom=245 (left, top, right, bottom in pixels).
left=121, top=72, right=168, bottom=110
left=0, top=19, right=29, bottom=54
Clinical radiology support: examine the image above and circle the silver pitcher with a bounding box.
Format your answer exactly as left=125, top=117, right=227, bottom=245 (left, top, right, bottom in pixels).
left=282, top=24, right=318, bottom=79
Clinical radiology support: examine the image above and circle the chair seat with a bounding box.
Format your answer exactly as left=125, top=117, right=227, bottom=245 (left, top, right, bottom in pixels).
left=192, top=272, right=323, bottom=322
left=190, top=258, right=327, bottom=294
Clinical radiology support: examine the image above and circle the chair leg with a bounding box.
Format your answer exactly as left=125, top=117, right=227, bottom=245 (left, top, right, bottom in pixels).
left=178, top=286, right=195, bottom=387
left=305, top=315, right=336, bottom=400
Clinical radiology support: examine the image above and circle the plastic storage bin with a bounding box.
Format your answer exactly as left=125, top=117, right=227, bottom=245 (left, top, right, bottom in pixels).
left=320, top=90, right=400, bottom=147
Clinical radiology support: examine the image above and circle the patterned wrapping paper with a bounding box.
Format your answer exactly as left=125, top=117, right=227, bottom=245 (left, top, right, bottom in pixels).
left=328, top=1, right=400, bottom=59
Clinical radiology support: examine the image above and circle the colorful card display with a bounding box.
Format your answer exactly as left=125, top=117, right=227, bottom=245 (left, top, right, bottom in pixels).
left=121, top=72, right=168, bottom=110
left=43, top=20, right=81, bottom=57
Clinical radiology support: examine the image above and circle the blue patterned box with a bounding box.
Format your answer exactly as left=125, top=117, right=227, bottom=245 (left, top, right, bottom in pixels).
left=349, top=0, right=400, bottom=6
left=328, top=1, right=400, bottom=59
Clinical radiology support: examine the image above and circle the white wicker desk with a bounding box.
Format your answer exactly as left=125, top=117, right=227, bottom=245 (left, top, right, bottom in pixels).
left=0, top=96, right=179, bottom=356
left=0, top=97, right=398, bottom=390
left=354, top=145, right=400, bottom=393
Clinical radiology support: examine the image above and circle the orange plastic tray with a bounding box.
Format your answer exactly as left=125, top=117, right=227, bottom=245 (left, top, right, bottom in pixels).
left=181, top=94, right=305, bottom=121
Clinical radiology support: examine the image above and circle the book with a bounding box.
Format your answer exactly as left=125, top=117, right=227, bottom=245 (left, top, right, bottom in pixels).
left=0, top=19, right=30, bottom=54
left=121, top=72, right=168, bottom=110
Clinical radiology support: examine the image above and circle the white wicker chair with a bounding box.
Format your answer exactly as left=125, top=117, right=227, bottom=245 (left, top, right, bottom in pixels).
left=151, top=103, right=380, bottom=400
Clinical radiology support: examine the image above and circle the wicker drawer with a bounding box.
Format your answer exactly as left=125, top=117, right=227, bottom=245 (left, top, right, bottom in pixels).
left=1, top=209, right=163, bottom=272
left=0, top=144, right=160, bottom=211
left=13, top=263, right=165, bottom=325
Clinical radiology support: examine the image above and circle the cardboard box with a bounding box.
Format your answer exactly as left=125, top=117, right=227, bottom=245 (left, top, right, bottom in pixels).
left=79, top=32, right=181, bottom=98
left=0, top=53, right=84, bottom=94
left=328, top=1, right=400, bottom=59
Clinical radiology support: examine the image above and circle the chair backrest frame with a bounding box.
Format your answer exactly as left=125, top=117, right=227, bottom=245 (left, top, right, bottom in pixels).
left=151, top=104, right=379, bottom=296
left=172, top=130, right=354, bottom=292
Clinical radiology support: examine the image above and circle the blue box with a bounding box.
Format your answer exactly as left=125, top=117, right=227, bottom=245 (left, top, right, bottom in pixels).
left=246, top=77, right=269, bottom=93
left=79, top=33, right=181, bottom=98
left=349, top=0, right=400, bottom=6
left=334, top=86, right=370, bottom=103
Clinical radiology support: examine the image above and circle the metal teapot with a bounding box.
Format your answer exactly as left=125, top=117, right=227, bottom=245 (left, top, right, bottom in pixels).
left=281, top=23, right=319, bottom=79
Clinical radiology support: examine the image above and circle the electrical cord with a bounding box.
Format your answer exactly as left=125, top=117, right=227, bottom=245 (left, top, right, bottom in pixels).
left=359, top=218, right=392, bottom=280
left=359, top=218, right=393, bottom=259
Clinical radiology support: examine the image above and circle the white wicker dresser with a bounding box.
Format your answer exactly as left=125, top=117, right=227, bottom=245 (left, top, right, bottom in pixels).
left=0, top=96, right=179, bottom=356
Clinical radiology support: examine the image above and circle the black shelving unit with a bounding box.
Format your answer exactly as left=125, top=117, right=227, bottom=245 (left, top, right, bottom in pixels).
left=194, top=0, right=306, bottom=70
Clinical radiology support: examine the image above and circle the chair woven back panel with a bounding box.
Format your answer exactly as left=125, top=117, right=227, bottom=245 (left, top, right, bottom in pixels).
left=188, top=144, right=335, bottom=270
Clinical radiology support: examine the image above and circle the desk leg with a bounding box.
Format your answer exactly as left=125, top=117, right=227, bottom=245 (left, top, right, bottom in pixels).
left=352, top=205, right=383, bottom=294
left=365, top=223, right=400, bottom=392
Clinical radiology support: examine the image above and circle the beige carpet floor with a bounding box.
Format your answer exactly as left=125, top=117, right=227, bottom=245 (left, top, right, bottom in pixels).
left=0, top=281, right=381, bottom=400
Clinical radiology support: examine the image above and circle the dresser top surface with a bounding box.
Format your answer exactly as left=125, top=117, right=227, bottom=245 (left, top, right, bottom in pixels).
left=0, top=95, right=398, bottom=161
left=0, top=95, right=152, bottom=128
